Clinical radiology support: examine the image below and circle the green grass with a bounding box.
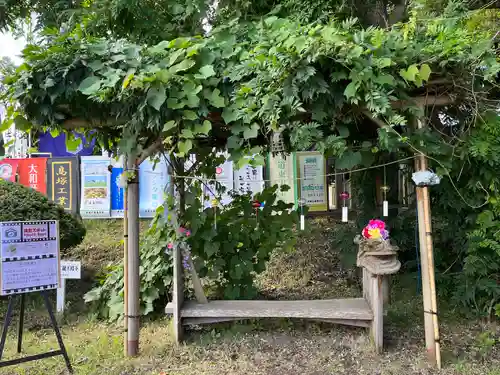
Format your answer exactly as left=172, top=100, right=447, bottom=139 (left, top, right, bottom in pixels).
left=0, top=218, right=499, bottom=375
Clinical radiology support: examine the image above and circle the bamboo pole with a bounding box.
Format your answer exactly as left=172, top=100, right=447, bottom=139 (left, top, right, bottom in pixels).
left=123, top=174, right=128, bottom=356
left=414, top=114, right=441, bottom=368
left=126, top=156, right=140, bottom=356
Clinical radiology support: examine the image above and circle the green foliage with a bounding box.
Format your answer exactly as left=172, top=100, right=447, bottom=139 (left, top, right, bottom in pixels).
left=188, top=185, right=298, bottom=299
left=0, top=179, right=86, bottom=250
left=84, top=209, right=172, bottom=320
left=4, top=14, right=497, bottom=170
left=85, top=184, right=298, bottom=319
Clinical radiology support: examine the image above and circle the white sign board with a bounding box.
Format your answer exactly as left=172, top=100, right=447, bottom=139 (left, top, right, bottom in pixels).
left=60, top=261, right=81, bottom=279
left=234, top=163, right=264, bottom=196
left=0, top=221, right=60, bottom=295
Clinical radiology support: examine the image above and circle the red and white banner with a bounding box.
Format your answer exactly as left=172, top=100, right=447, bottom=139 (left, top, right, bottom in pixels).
left=18, top=158, right=48, bottom=194
left=0, top=159, right=19, bottom=182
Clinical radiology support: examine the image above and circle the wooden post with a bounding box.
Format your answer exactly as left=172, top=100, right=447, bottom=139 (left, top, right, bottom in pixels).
left=371, top=274, right=384, bottom=353
left=126, top=156, right=140, bottom=356
left=382, top=276, right=390, bottom=305
left=169, top=163, right=184, bottom=343
left=414, top=114, right=441, bottom=368
left=363, top=268, right=383, bottom=353
left=123, top=178, right=128, bottom=356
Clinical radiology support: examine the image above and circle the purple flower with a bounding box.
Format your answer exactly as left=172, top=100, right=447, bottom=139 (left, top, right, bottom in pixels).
left=182, top=254, right=191, bottom=270
left=381, top=229, right=389, bottom=240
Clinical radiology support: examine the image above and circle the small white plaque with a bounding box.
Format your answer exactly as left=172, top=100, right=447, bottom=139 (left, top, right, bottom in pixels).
left=60, top=261, right=81, bottom=279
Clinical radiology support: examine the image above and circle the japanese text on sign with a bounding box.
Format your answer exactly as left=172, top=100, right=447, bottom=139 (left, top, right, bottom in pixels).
left=0, top=220, right=60, bottom=295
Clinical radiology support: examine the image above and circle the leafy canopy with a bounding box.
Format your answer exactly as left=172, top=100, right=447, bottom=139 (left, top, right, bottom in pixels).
left=2, top=14, right=498, bottom=169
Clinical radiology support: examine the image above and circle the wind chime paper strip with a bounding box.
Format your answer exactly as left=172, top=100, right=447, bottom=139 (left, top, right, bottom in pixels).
left=80, top=156, right=111, bottom=218
left=383, top=201, right=389, bottom=217
left=296, top=152, right=328, bottom=212
left=18, top=158, right=48, bottom=194
left=234, top=162, right=264, bottom=196
left=268, top=153, right=297, bottom=207
left=0, top=159, right=19, bottom=182
left=110, top=157, right=125, bottom=218
left=204, top=158, right=234, bottom=208
left=139, top=158, right=169, bottom=218
left=47, top=157, right=79, bottom=214
left=342, top=206, right=348, bottom=222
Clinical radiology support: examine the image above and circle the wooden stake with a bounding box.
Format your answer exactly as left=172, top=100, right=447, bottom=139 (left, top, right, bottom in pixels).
left=414, top=114, right=441, bottom=368
left=126, top=156, right=140, bottom=356
left=169, top=163, right=184, bottom=343
left=123, top=178, right=128, bottom=356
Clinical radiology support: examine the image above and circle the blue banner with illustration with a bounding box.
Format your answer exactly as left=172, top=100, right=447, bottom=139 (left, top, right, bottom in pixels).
left=80, top=156, right=111, bottom=218
left=110, top=165, right=125, bottom=218
left=139, top=158, right=169, bottom=218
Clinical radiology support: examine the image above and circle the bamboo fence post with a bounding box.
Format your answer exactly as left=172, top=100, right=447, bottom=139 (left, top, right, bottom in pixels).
left=414, top=113, right=441, bottom=368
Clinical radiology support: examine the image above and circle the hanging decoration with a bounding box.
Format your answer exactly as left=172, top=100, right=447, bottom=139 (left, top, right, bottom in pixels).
left=298, top=198, right=306, bottom=230
left=381, top=166, right=390, bottom=217
left=212, top=198, right=218, bottom=230
left=341, top=174, right=350, bottom=222
left=252, top=199, right=264, bottom=226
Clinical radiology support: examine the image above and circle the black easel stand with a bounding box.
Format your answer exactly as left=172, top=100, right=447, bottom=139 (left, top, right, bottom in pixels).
left=0, top=291, right=73, bottom=373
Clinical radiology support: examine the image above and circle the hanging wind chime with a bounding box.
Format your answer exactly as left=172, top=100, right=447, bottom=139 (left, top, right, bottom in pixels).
left=340, top=173, right=350, bottom=223
left=381, top=166, right=390, bottom=217
left=252, top=199, right=265, bottom=227
left=212, top=198, right=218, bottom=230
left=298, top=198, right=306, bottom=230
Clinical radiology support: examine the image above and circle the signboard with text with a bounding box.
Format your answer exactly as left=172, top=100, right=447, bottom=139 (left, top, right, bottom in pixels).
left=18, top=158, right=48, bottom=194
left=268, top=153, right=297, bottom=206
left=0, top=220, right=60, bottom=295
left=47, top=157, right=79, bottom=214
left=296, top=152, right=328, bottom=211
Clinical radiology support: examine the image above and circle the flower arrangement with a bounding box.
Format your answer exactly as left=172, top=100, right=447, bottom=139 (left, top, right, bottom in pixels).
left=362, top=219, right=389, bottom=240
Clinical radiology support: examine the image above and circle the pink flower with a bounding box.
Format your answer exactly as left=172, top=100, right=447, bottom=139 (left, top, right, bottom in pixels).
left=368, top=219, right=385, bottom=230
left=186, top=230, right=191, bottom=237
left=179, top=227, right=186, bottom=233
left=167, top=243, right=173, bottom=249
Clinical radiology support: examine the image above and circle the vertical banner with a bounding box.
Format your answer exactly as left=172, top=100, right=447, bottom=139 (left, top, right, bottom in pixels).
left=47, top=157, right=79, bottom=214
left=268, top=153, right=297, bottom=206
left=234, top=163, right=264, bottom=196
left=139, top=158, right=169, bottom=218
left=110, top=157, right=125, bottom=218
left=0, top=159, right=19, bottom=182
left=204, top=158, right=234, bottom=208
left=80, top=156, right=111, bottom=218
left=18, top=158, right=48, bottom=194
left=296, top=152, right=328, bottom=212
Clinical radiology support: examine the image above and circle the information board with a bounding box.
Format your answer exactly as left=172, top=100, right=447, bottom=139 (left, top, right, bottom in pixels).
left=268, top=153, right=297, bottom=206
left=234, top=163, right=264, bottom=196
left=296, top=152, right=328, bottom=211
left=80, top=156, right=111, bottom=218
left=0, top=220, right=60, bottom=295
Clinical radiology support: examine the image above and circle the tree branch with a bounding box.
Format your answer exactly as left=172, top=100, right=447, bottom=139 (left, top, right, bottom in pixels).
left=136, top=138, right=163, bottom=165
left=62, top=118, right=125, bottom=129
left=392, top=95, right=454, bottom=109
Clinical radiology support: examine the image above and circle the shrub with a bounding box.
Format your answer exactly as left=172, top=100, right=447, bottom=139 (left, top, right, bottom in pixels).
left=84, top=184, right=298, bottom=320
left=0, top=179, right=86, bottom=250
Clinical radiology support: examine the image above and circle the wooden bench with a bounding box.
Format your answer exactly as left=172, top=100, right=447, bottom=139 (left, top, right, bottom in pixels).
left=166, top=264, right=387, bottom=352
